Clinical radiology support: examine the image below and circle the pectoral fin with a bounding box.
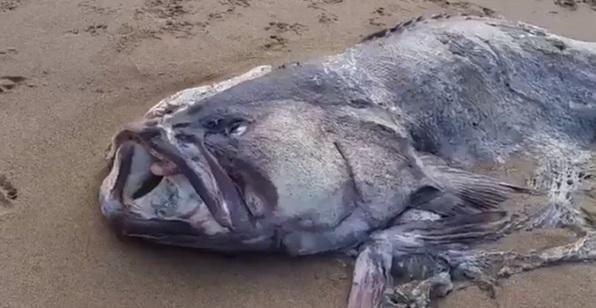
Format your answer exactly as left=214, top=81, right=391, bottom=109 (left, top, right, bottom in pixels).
left=410, top=155, right=532, bottom=216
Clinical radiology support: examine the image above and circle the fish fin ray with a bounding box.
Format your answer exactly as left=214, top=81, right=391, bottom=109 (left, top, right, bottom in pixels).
left=411, top=154, right=531, bottom=215
left=387, top=210, right=509, bottom=251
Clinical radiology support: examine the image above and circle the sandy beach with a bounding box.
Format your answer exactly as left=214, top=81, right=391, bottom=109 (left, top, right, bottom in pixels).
left=1, top=0, right=596, bottom=307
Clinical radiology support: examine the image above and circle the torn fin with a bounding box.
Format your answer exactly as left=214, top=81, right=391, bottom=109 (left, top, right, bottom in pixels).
left=348, top=242, right=393, bottom=308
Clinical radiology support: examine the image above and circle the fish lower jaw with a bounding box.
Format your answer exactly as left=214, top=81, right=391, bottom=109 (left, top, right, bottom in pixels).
left=98, top=192, right=124, bottom=220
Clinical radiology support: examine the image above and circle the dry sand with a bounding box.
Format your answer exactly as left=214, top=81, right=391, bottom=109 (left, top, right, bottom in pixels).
left=1, top=0, right=596, bottom=307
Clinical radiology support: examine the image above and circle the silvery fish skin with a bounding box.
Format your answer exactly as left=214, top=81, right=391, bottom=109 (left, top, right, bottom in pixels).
left=99, top=15, right=596, bottom=308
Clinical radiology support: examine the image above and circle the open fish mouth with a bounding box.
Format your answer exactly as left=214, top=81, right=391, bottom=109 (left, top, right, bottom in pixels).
left=99, top=121, right=254, bottom=237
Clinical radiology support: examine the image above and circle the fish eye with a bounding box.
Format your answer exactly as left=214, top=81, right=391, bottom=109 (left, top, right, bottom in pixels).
left=204, top=118, right=222, bottom=130
left=227, top=120, right=247, bottom=137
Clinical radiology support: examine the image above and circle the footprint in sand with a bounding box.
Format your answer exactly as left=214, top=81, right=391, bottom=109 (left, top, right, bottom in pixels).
left=555, top=0, right=596, bottom=11
left=84, top=24, right=108, bottom=36
left=262, top=21, right=307, bottom=52
left=0, top=0, right=21, bottom=12
left=0, top=174, right=17, bottom=208
left=262, top=35, right=289, bottom=52
left=78, top=0, right=119, bottom=15
left=318, top=12, right=338, bottom=25
left=0, top=76, right=26, bottom=94
left=207, top=0, right=251, bottom=23
left=304, top=0, right=343, bottom=11
left=136, top=0, right=199, bottom=38
left=0, top=48, right=17, bottom=55
left=264, top=22, right=307, bottom=35
left=369, top=7, right=391, bottom=27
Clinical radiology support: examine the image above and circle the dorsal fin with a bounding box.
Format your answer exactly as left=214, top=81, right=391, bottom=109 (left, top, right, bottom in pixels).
left=360, top=15, right=430, bottom=43
left=359, top=9, right=499, bottom=44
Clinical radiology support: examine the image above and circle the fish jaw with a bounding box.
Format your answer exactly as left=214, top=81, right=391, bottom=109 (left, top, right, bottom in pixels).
left=102, top=121, right=233, bottom=223
left=98, top=123, right=275, bottom=251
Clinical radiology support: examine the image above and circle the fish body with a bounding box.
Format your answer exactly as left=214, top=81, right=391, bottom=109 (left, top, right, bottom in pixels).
left=99, top=15, right=596, bottom=308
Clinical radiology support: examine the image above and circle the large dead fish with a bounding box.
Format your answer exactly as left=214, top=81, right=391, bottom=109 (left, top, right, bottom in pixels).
left=99, top=15, right=596, bottom=308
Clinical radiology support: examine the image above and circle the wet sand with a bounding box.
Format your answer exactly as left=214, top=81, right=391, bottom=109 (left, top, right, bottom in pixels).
left=1, top=0, right=596, bottom=307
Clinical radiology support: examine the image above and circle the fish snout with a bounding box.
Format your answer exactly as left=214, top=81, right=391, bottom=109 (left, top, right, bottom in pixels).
left=99, top=121, right=172, bottom=223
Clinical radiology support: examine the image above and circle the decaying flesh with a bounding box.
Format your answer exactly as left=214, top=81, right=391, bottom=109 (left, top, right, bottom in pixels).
left=99, top=15, right=596, bottom=308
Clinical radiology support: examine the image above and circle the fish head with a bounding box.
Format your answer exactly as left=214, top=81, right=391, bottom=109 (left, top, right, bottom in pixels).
left=99, top=97, right=360, bottom=252
left=98, top=120, right=259, bottom=252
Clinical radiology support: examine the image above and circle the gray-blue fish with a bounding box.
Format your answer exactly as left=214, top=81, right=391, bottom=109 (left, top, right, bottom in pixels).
left=99, top=15, right=596, bottom=308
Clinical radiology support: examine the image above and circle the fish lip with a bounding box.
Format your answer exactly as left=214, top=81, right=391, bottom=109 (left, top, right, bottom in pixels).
left=110, top=213, right=275, bottom=252
left=111, top=213, right=203, bottom=238
left=99, top=139, right=133, bottom=222
left=101, top=121, right=254, bottom=234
